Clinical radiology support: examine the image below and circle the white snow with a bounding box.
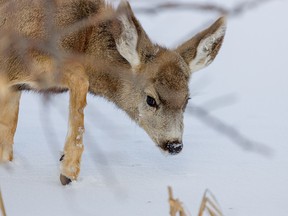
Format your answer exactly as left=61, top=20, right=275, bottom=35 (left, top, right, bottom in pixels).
left=1, top=0, right=288, bottom=216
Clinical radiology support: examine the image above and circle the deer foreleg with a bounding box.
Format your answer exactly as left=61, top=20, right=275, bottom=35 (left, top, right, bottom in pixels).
left=59, top=63, right=89, bottom=185
left=0, top=89, right=21, bottom=162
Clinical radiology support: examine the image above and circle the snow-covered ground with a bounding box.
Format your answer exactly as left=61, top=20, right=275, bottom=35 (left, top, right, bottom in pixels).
left=1, top=0, right=288, bottom=215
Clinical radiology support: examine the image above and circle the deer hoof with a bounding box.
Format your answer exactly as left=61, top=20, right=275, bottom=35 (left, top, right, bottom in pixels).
left=60, top=174, right=72, bottom=185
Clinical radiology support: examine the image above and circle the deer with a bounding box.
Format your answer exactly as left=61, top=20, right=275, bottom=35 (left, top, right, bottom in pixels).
left=0, top=0, right=226, bottom=185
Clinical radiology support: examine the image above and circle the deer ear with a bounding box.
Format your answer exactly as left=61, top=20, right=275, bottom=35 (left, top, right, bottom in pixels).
left=176, top=17, right=227, bottom=74
left=115, top=1, right=140, bottom=69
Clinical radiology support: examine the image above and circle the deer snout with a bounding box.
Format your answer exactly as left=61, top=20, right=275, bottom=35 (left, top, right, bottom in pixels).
left=165, top=141, right=183, bottom=155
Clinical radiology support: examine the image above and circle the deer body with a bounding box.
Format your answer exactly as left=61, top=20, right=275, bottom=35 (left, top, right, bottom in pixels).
left=0, top=0, right=226, bottom=185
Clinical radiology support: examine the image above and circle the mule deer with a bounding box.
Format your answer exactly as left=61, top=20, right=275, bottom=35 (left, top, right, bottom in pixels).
left=0, top=0, right=226, bottom=185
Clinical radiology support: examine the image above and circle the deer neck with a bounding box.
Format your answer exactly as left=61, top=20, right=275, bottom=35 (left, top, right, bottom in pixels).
left=87, top=66, right=140, bottom=122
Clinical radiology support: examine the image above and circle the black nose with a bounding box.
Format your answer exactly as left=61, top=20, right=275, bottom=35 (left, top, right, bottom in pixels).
left=166, top=141, right=183, bottom=155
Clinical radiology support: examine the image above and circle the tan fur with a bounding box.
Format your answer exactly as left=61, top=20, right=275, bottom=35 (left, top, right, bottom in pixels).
left=0, top=0, right=226, bottom=183
left=0, top=89, right=21, bottom=161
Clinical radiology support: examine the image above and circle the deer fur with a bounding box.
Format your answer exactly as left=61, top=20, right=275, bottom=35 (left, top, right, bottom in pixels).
left=0, top=0, right=226, bottom=184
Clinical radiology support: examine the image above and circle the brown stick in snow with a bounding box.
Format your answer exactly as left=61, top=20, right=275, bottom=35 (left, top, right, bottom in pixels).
left=0, top=190, right=6, bottom=216
left=168, top=186, right=187, bottom=216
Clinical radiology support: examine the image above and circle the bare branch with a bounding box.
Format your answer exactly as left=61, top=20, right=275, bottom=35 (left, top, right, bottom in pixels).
left=133, top=0, right=278, bottom=17
left=134, top=2, right=228, bottom=15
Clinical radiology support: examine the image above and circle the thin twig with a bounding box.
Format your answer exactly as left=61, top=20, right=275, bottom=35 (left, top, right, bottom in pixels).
left=0, top=189, right=6, bottom=216
left=168, top=186, right=187, bottom=216
left=134, top=0, right=279, bottom=17
left=198, top=189, right=223, bottom=216
left=134, top=2, right=228, bottom=15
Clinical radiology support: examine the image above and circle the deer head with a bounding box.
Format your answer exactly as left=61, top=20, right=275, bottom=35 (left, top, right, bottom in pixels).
left=115, top=1, right=226, bottom=155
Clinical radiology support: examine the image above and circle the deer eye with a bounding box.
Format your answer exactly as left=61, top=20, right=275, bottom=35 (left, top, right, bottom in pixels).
left=146, top=96, right=157, bottom=107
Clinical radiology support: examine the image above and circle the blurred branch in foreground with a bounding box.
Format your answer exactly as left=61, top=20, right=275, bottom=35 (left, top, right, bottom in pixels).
left=168, top=186, right=223, bottom=216
left=187, top=104, right=273, bottom=156
left=134, top=0, right=278, bottom=17
left=0, top=189, right=6, bottom=216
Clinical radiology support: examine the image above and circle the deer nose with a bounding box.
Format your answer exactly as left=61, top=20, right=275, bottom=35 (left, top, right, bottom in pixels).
left=166, top=141, right=183, bottom=155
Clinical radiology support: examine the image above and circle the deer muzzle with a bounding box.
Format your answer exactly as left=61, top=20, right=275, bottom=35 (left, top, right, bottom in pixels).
left=165, top=141, right=183, bottom=155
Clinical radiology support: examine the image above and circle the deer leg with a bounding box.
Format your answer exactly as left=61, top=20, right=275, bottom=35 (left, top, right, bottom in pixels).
left=0, top=89, right=21, bottom=162
left=59, top=63, right=89, bottom=185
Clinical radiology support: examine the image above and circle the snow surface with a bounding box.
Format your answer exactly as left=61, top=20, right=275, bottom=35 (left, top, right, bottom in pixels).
left=1, top=0, right=288, bottom=215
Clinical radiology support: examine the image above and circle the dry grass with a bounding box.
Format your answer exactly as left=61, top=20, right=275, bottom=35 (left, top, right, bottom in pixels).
left=0, top=190, right=6, bottom=216
left=168, top=186, right=223, bottom=216
left=168, top=186, right=187, bottom=216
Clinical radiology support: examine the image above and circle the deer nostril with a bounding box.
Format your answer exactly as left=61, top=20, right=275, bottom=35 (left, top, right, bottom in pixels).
left=166, top=141, right=183, bottom=155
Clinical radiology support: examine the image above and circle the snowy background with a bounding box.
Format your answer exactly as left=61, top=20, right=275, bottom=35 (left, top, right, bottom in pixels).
left=1, top=0, right=288, bottom=215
